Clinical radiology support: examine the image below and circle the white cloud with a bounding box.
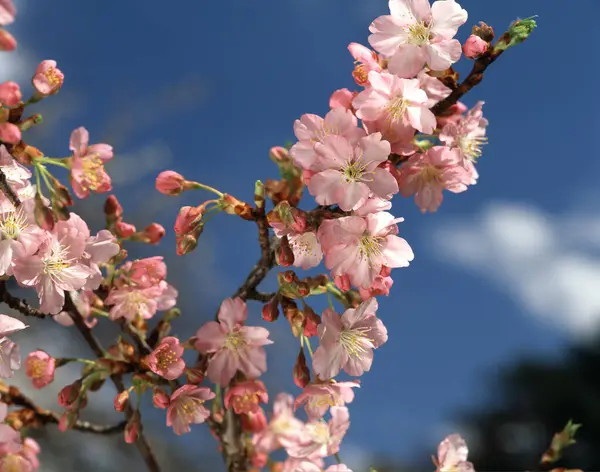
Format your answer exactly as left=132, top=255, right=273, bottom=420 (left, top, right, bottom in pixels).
left=430, top=201, right=600, bottom=337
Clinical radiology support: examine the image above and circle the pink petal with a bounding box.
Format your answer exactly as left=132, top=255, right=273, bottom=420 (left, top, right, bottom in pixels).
left=387, top=44, right=427, bottom=79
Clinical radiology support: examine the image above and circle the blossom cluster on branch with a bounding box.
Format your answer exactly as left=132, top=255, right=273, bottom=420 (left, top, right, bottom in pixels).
left=0, top=1, right=565, bottom=472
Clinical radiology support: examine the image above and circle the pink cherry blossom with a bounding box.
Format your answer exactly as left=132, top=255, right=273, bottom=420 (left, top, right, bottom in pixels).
left=437, top=101, right=467, bottom=127
left=439, top=101, right=487, bottom=184
left=0, top=452, right=32, bottom=472
left=286, top=406, right=350, bottom=460
left=348, top=42, right=382, bottom=86
left=308, top=133, right=397, bottom=211
left=397, top=145, right=472, bottom=212
left=358, top=266, right=394, bottom=299
left=253, top=393, right=305, bottom=454
left=146, top=336, right=185, bottom=380
left=69, top=127, right=113, bottom=199
left=0, top=81, right=21, bottom=107
left=0, top=314, right=27, bottom=379
left=166, top=384, right=215, bottom=435
left=289, top=232, right=323, bottom=270
left=0, top=205, right=46, bottom=276
left=318, top=212, right=414, bottom=289
left=289, top=107, right=365, bottom=171
left=435, top=434, right=475, bottom=472
left=312, top=298, right=387, bottom=379
left=21, top=438, right=40, bottom=471
left=462, top=34, right=488, bottom=58
left=0, top=122, right=20, bottom=144
left=25, top=350, right=55, bottom=389
left=368, top=0, right=468, bottom=78
left=294, top=381, right=359, bottom=419
left=329, top=89, right=355, bottom=110
left=82, top=229, right=120, bottom=289
left=194, top=297, right=273, bottom=386
left=353, top=72, right=436, bottom=137
left=418, top=69, right=452, bottom=108
left=105, top=284, right=164, bottom=321
left=32, top=60, right=64, bottom=96
left=0, top=0, right=15, bottom=26
left=224, top=380, right=268, bottom=414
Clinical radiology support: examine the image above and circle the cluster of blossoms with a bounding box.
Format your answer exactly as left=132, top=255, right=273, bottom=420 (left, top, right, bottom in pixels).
left=0, top=0, right=541, bottom=470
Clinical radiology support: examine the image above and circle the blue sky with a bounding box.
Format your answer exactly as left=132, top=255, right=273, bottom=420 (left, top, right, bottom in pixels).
left=5, top=0, right=600, bottom=468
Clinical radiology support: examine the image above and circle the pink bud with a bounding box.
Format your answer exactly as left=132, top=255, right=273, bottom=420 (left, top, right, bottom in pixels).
left=293, top=348, right=310, bottom=389
left=174, top=205, right=203, bottom=236
left=58, top=411, right=78, bottom=432
left=0, top=29, right=15, bottom=51
left=104, top=195, right=123, bottom=221
left=58, top=381, right=81, bottom=407
left=141, top=223, right=165, bottom=244
left=185, top=367, right=205, bottom=385
left=462, top=35, right=488, bottom=59
left=152, top=388, right=170, bottom=409
left=124, top=412, right=140, bottom=444
left=0, top=81, right=20, bottom=106
left=176, top=233, right=198, bottom=256
left=0, top=122, right=20, bottom=143
left=329, top=88, right=354, bottom=110
left=114, top=390, right=129, bottom=412
left=240, top=408, right=267, bottom=433
left=116, top=221, right=136, bottom=238
left=261, top=297, right=279, bottom=322
left=32, top=60, right=64, bottom=96
left=269, top=146, right=289, bottom=162
left=155, top=170, right=186, bottom=196
left=334, top=274, right=351, bottom=292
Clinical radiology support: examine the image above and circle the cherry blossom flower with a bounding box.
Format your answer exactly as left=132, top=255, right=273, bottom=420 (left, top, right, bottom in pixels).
left=22, top=438, right=41, bottom=471
left=224, top=380, right=269, bottom=414
left=166, top=384, right=215, bottom=435
left=69, top=127, right=113, bottom=199
left=353, top=72, right=436, bottom=137
left=312, top=298, right=387, bottom=379
left=194, top=297, right=273, bottom=386
left=0, top=205, right=45, bottom=276
left=253, top=393, right=305, bottom=454
left=289, top=107, right=365, bottom=172
left=0, top=402, right=21, bottom=455
left=146, top=336, right=185, bottom=380
left=25, top=350, right=55, bottom=389
left=308, top=133, right=397, bottom=211
left=435, top=434, right=475, bottom=472
left=105, top=284, right=166, bottom=321
left=417, top=69, right=452, bottom=108
left=348, top=42, right=382, bottom=86
left=286, top=406, right=350, bottom=460
left=318, top=212, right=414, bottom=289
left=358, top=266, right=394, bottom=299
left=32, top=60, right=64, bottom=96
left=439, top=101, right=487, bottom=183
left=396, top=145, right=472, bottom=212
left=289, top=232, right=323, bottom=270
left=123, top=256, right=167, bottom=288
left=0, top=81, right=21, bottom=107
left=294, top=381, right=359, bottom=419
left=368, top=0, right=468, bottom=78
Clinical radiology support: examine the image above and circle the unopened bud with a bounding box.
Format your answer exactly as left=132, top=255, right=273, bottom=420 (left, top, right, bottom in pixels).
left=114, top=390, right=129, bottom=412
left=124, top=411, right=141, bottom=444
left=139, top=223, right=165, bottom=244
left=269, top=146, right=289, bottom=163
left=155, top=170, right=186, bottom=196
left=293, top=347, right=310, bottom=388
left=152, top=388, right=170, bottom=409
left=262, top=297, right=280, bottom=322
left=462, top=35, right=488, bottom=59
left=275, top=236, right=295, bottom=267
left=116, top=221, right=136, bottom=238
left=104, top=195, right=123, bottom=222
left=34, top=193, right=55, bottom=231
left=0, top=122, right=20, bottom=144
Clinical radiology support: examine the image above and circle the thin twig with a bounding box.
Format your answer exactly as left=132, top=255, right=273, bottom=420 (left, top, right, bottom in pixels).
left=65, top=292, right=162, bottom=472
left=0, top=168, right=21, bottom=208
left=0, top=383, right=125, bottom=434
left=0, top=281, right=50, bottom=318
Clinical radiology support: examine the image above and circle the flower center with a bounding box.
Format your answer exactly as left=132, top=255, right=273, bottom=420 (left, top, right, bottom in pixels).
left=44, top=67, right=62, bottom=86
left=308, top=393, right=337, bottom=409
left=0, top=454, right=22, bottom=472
left=341, top=159, right=369, bottom=183
left=224, top=328, right=247, bottom=352
left=359, top=234, right=383, bottom=262
left=352, top=63, right=369, bottom=85
left=339, top=327, right=372, bottom=356
left=232, top=393, right=260, bottom=413
left=311, top=123, right=340, bottom=143
left=42, top=241, right=72, bottom=278
left=0, top=208, right=27, bottom=240
left=176, top=397, right=205, bottom=422
left=386, top=96, right=409, bottom=124
left=420, top=164, right=441, bottom=183
left=406, top=21, right=431, bottom=45
left=458, top=135, right=488, bottom=162
left=307, top=421, right=330, bottom=444
left=81, top=154, right=105, bottom=190
left=156, top=347, right=178, bottom=370
left=28, top=358, right=46, bottom=378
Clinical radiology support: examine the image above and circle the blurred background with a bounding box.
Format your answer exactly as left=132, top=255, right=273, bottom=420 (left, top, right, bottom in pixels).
left=2, top=0, right=600, bottom=470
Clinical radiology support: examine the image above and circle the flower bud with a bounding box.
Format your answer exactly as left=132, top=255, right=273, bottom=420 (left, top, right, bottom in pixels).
left=34, top=193, right=55, bottom=231
left=0, top=122, right=20, bottom=144
left=176, top=233, right=199, bottom=256
left=114, top=390, right=129, bottom=412
left=275, top=236, right=294, bottom=267
left=269, top=146, right=289, bottom=163
left=261, top=297, right=279, bottom=322
left=32, top=60, right=64, bottom=97
left=462, top=35, right=488, bottom=59
left=293, top=347, right=310, bottom=389
left=155, top=170, right=186, bottom=196
left=185, top=367, right=205, bottom=385
left=174, top=205, right=203, bottom=235
left=104, top=195, right=123, bottom=222
left=140, top=223, right=165, bottom=244
left=58, top=410, right=78, bottom=432
left=0, top=30, right=16, bottom=51
left=303, top=306, right=321, bottom=337
left=152, top=388, right=170, bottom=409
left=58, top=380, right=82, bottom=407
left=124, top=411, right=140, bottom=444
left=116, top=221, right=136, bottom=238
left=0, top=81, right=20, bottom=107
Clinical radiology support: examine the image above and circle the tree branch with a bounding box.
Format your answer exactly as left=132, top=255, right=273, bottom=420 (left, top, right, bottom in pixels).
left=65, top=292, right=162, bottom=472
left=0, top=281, right=50, bottom=318
left=0, top=383, right=125, bottom=434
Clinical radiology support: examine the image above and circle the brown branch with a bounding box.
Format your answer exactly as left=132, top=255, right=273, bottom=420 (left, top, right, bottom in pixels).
left=0, top=167, right=21, bottom=209
left=65, top=292, right=162, bottom=472
left=0, top=383, right=125, bottom=434
left=432, top=47, right=506, bottom=116
left=0, top=281, right=50, bottom=318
